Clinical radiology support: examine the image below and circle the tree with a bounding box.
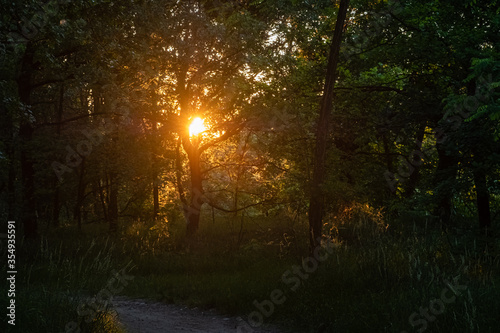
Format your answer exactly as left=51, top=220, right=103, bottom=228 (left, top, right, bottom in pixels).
left=308, top=0, right=350, bottom=252
left=126, top=0, right=268, bottom=235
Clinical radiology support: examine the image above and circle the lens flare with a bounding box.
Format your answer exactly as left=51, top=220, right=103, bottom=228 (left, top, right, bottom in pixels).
left=189, top=117, right=206, bottom=136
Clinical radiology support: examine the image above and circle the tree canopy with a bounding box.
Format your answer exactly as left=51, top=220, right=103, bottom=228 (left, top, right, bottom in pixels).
left=1, top=0, right=499, bottom=242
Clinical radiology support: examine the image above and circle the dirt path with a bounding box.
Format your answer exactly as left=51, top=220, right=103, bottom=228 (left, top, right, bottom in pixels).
left=111, top=296, right=285, bottom=333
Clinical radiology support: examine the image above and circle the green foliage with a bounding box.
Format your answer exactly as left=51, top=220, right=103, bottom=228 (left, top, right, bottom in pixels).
left=464, top=58, right=500, bottom=139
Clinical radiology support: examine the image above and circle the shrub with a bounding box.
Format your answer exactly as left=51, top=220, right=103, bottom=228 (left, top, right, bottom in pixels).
left=326, top=202, right=388, bottom=245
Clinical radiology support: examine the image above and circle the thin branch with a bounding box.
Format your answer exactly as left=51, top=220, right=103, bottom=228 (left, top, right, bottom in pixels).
left=199, top=122, right=242, bottom=153
left=334, top=85, right=404, bottom=93
left=38, top=112, right=124, bottom=127
left=204, top=197, right=274, bottom=213
left=31, top=75, right=75, bottom=89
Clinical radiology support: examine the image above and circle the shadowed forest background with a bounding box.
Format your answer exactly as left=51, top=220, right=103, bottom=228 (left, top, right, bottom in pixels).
left=1, top=0, right=500, bottom=332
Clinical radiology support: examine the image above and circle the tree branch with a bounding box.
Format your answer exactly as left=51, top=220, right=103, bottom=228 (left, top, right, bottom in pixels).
left=334, top=85, right=404, bottom=93
left=38, top=112, right=124, bottom=127
left=198, top=121, right=243, bottom=153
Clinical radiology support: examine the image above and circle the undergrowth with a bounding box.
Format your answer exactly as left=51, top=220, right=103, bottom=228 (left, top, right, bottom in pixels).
left=3, top=205, right=499, bottom=332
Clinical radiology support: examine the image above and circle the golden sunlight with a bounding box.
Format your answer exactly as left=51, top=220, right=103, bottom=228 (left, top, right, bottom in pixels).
left=189, top=117, right=206, bottom=136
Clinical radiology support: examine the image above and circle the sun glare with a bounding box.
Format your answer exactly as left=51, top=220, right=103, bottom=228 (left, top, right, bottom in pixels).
left=189, top=117, right=206, bottom=136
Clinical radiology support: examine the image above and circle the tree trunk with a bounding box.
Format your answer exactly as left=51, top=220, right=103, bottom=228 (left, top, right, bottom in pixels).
left=52, top=84, right=64, bottom=228
left=19, top=123, right=37, bottom=239
left=176, top=137, right=203, bottom=236
left=405, top=124, right=426, bottom=198
left=308, top=0, right=349, bottom=253
left=382, top=133, right=393, bottom=172
left=1, top=102, right=16, bottom=221
left=153, top=180, right=160, bottom=221
left=52, top=183, right=61, bottom=227
left=7, top=157, right=16, bottom=221
left=176, top=137, right=187, bottom=206
left=466, top=81, right=491, bottom=229
left=472, top=157, right=491, bottom=229
left=186, top=143, right=203, bottom=236
left=17, top=42, right=37, bottom=239
left=434, top=144, right=456, bottom=228
left=108, top=171, right=118, bottom=232
left=152, top=121, right=160, bottom=221
left=74, top=158, right=86, bottom=230
left=97, top=179, right=109, bottom=223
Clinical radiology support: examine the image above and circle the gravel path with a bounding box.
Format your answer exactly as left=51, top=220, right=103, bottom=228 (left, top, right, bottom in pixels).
left=111, top=296, right=285, bottom=333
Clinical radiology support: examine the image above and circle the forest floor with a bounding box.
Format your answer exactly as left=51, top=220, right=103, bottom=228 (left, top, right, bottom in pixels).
left=111, top=296, right=285, bottom=333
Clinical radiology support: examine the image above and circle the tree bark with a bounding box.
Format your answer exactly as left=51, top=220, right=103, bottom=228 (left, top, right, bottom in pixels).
left=153, top=180, right=160, bottom=221
left=52, top=84, right=64, bottom=228
left=471, top=149, right=491, bottom=229
left=308, top=0, right=349, bottom=253
left=176, top=137, right=187, bottom=207
left=185, top=141, right=204, bottom=236
left=434, top=144, right=456, bottom=228
left=97, top=179, right=109, bottom=223
left=7, top=157, right=16, bottom=221
left=405, top=124, right=426, bottom=198
left=19, top=123, right=37, bottom=239
left=17, top=42, right=38, bottom=239
left=108, top=171, right=118, bottom=232
left=1, top=100, right=16, bottom=221
left=152, top=122, right=160, bottom=221
left=74, top=158, right=86, bottom=230
left=473, top=169, right=491, bottom=229
left=382, top=133, right=393, bottom=172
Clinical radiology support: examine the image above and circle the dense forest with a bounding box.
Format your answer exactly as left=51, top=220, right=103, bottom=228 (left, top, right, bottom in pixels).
left=1, top=0, right=499, bottom=332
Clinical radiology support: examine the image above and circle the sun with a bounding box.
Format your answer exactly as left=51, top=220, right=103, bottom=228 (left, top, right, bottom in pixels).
left=189, top=117, right=206, bottom=137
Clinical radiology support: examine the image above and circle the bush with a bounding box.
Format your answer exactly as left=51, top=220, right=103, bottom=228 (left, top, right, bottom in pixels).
left=326, top=202, right=388, bottom=245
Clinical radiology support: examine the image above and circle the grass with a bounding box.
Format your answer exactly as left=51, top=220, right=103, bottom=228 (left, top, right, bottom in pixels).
left=2, top=231, right=127, bottom=333
left=3, top=205, right=500, bottom=332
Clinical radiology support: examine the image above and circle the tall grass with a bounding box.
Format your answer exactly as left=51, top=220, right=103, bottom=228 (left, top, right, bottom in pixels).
left=2, top=227, right=127, bottom=333
left=4, top=205, right=499, bottom=332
